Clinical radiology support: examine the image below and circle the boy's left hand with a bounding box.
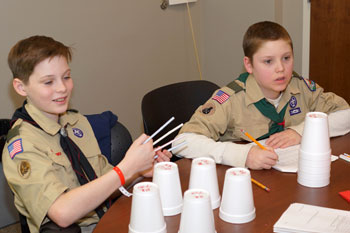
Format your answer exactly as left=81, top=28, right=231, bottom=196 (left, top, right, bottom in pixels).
left=141, top=149, right=173, bottom=178
left=265, top=129, right=301, bottom=149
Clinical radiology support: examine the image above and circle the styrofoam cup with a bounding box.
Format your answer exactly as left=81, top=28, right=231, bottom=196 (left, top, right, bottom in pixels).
left=219, top=168, right=256, bottom=224
left=298, top=163, right=331, bottom=173
left=189, top=157, right=221, bottom=209
left=300, top=112, right=330, bottom=153
left=178, top=189, right=216, bottom=233
left=299, top=149, right=332, bottom=158
left=297, top=175, right=330, bottom=188
left=129, top=182, right=166, bottom=233
left=152, top=162, right=183, bottom=216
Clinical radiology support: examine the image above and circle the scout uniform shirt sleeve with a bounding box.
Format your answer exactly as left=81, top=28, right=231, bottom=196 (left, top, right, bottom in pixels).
left=176, top=87, right=252, bottom=167
left=180, top=87, right=235, bottom=140
left=172, top=132, right=252, bottom=167
left=287, top=77, right=350, bottom=136
left=2, top=120, right=68, bottom=231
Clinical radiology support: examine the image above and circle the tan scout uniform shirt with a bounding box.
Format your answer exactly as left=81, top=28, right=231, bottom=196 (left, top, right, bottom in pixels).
left=2, top=102, right=113, bottom=233
left=176, top=74, right=349, bottom=167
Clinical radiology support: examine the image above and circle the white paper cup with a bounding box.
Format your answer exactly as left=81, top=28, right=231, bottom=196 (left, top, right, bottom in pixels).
left=299, top=149, right=332, bottom=158
left=178, top=189, right=216, bottom=233
left=219, top=168, right=256, bottom=224
left=297, top=175, right=330, bottom=188
left=189, top=157, right=221, bottom=209
left=129, top=182, right=166, bottom=233
left=298, top=163, right=331, bottom=174
left=300, top=112, right=330, bottom=153
left=297, top=170, right=330, bottom=179
left=152, top=162, right=183, bottom=216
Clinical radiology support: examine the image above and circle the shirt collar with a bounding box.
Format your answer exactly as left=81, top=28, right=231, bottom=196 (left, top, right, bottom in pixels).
left=244, top=74, right=300, bottom=109
left=244, top=74, right=266, bottom=106
left=25, top=100, right=79, bottom=136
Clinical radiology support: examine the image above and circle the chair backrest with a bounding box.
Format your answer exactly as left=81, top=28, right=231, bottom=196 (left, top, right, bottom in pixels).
left=85, top=111, right=132, bottom=166
left=0, top=119, right=11, bottom=162
left=141, top=80, right=219, bottom=160
left=110, top=121, right=132, bottom=166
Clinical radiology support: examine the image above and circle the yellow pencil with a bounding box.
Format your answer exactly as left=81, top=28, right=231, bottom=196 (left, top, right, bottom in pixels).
left=240, top=129, right=267, bottom=150
left=251, top=178, right=270, bottom=192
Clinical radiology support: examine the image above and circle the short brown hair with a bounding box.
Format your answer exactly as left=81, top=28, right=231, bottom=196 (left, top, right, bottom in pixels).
left=243, top=21, right=293, bottom=62
left=8, top=35, right=72, bottom=84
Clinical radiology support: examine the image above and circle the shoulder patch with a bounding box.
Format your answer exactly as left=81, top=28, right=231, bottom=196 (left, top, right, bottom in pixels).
left=302, top=77, right=316, bottom=92
left=18, top=160, right=31, bottom=178
left=201, top=102, right=216, bottom=115
left=212, top=90, right=230, bottom=104
left=8, top=138, right=23, bottom=159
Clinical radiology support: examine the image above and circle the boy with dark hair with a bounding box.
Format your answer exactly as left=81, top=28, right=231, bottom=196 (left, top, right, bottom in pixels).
left=173, top=21, right=350, bottom=169
left=3, top=35, right=172, bottom=233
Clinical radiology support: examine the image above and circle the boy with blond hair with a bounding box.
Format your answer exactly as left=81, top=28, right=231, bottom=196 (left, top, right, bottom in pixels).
left=173, top=21, right=350, bottom=169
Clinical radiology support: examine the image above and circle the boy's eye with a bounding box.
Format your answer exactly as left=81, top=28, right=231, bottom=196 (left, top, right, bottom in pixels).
left=283, top=56, right=291, bottom=61
left=264, top=59, right=272, bottom=64
left=44, top=81, right=53, bottom=85
left=64, top=76, right=71, bottom=80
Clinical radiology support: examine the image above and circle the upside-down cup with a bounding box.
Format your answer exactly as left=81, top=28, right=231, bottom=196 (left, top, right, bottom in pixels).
left=300, top=112, right=330, bottom=154
left=152, top=162, right=183, bottom=216
left=219, top=168, right=256, bottom=224
left=128, top=182, right=166, bottom=233
left=178, top=189, right=216, bottom=233
left=188, top=157, right=221, bottom=209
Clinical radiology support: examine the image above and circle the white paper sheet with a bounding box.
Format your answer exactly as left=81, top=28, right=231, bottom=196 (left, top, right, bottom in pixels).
left=254, top=140, right=338, bottom=173
left=274, top=203, right=350, bottom=233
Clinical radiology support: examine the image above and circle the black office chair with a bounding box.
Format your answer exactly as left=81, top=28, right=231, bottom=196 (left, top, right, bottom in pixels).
left=110, top=121, right=132, bottom=166
left=141, top=80, right=220, bottom=161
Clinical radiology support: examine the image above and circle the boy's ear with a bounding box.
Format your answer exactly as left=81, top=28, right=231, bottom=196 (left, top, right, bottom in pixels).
left=243, top=56, right=253, bottom=74
left=13, top=78, right=27, bottom=97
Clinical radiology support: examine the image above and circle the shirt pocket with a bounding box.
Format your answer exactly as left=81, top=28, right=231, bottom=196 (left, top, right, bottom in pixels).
left=47, top=149, right=72, bottom=169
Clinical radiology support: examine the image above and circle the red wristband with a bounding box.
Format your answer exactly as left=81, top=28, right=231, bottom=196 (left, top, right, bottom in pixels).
left=113, top=166, right=125, bottom=186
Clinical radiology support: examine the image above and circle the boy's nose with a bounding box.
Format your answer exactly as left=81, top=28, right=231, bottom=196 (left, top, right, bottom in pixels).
left=56, top=80, right=67, bottom=92
left=275, top=61, right=285, bottom=72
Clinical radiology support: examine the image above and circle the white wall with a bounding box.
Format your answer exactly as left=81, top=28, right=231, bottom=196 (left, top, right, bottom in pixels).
left=0, top=0, right=305, bottom=138
left=0, top=0, right=201, bottom=138
left=199, top=0, right=307, bottom=86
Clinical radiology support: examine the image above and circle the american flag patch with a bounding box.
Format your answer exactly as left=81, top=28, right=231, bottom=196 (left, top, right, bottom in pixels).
left=212, top=90, right=230, bottom=104
left=8, top=139, right=23, bottom=160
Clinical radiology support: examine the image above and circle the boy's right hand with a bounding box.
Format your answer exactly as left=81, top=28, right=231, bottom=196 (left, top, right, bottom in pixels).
left=245, top=145, right=278, bottom=170
left=119, top=134, right=155, bottom=180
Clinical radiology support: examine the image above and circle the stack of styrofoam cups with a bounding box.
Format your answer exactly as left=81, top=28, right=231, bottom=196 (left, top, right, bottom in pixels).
left=219, top=168, right=256, bottom=224
left=152, top=162, right=183, bottom=216
left=297, top=112, right=331, bottom=188
left=188, top=157, right=221, bottom=209
left=178, top=189, right=216, bottom=233
left=128, top=182, right=166, bottom=233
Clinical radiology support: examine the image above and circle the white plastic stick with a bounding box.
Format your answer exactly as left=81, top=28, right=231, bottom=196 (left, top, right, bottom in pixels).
left=143, top=117, right=175, bottom=144
left=153, top=123, right=183, bottom=146
left=154, top=135, right=185, bottom=152
left=168, top=141, right=188, bottom=152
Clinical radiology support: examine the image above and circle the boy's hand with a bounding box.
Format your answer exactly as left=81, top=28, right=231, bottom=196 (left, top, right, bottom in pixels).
left=120, top=134, right=155, bottom=179
left=141, top=149, right=173, bottom=178
left=265, top=129, right=301, bottom=149
left=245, top=145, right=278, bottom=170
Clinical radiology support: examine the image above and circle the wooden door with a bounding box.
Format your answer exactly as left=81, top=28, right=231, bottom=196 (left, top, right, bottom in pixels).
left=309, top=0, right=350, bottom=104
